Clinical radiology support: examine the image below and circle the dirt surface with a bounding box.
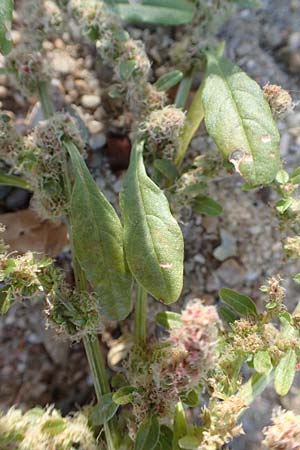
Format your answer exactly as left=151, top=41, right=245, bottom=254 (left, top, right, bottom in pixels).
left=1, top=1, right=300, bottom=449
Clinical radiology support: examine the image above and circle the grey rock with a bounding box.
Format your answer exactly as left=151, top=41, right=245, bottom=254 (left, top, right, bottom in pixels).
left=5, top=188, right=30, bottom=210
left=213, top=230, right=237, bottom=261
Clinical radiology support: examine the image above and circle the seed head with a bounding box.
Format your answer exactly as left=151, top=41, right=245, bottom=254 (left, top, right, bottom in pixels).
left=263, top=408, right=300, bottom=450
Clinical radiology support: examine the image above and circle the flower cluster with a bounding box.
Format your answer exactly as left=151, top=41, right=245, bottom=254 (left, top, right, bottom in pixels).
left=263, top=84, right=293, bottom=118
left=140, top=106, right=186, bottom=159
left=0, top=406, right=97, bottom=450
left=127, top=300, right=219, bottom=423
left=263, top=408, right=300, bottom=450
left=26, top=113, right=85, bottom=220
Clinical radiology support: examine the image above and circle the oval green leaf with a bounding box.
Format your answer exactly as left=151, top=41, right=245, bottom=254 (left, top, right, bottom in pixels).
left=158, top=425, right=173, bottom=450
left=192, top=195, right=223, bottom=216
left=173, top=402, right=188, bottom=450
left=274, top=349, right=296, bottom=396
left=219, top=287, right=258, bottom=317
left=202, top=53, right=281, bottom=186
left=134, top=415, right=160, bottom=450
left=117, top=0, right=195, bottom=26
left=154, top=70, right=183, bottom=92
left=120, top=140, right=184, bottom=304
left=41, top=419, right=67, bottom=436
left=179, top=436, right=199, bottom=449
left=90, top=393, right=119, bottom=426
left=112, top=385, right=136, bottom=405
left=66, top=141, right=132, bottom=321
left=253, top=350, right=272, bottom=374
left=0, top=0, right=13, bottom=55
left=156, top=311, right=181, bottom=329
left=218, top=305, right=237, bottom=324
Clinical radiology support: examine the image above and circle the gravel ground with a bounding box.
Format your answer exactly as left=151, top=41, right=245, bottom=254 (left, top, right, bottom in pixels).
left=1, top=1, right=300, bottom=448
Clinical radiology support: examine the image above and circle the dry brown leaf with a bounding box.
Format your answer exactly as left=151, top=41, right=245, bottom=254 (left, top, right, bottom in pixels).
left=0, top=209, right=68, bottom=257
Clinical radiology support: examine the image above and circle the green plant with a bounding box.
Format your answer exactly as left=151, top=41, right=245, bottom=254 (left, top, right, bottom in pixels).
left=0, top=1, right=299, bottom=450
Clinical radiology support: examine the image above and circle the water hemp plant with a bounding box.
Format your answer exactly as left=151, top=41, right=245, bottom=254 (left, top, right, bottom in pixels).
left=1, top=1, right=300, bottom=450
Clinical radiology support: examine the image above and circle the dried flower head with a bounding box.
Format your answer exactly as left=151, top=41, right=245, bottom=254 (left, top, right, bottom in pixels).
left=263, top=408, right=300, bottom=450
left=284, top=236, right=300, bottom=259
left=0, top=406, right=97, bottom=450
left=140, top=106, right=185, bottom=159
left=27, top=113, right=85, bottom=220
left=263, top=84, right=293, bottom=118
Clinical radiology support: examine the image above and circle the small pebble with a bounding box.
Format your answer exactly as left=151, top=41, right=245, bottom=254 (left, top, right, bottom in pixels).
left=81, top=94, right=101, bottom=109
left=89, top=133, right=106, bottom=151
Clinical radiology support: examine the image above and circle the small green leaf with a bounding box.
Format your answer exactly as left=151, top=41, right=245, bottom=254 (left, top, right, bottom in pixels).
left=293, top=273, right=300, bottom=285
left=41, top=419, right=67, bottom=436
left=253, top=351, right=272, bottom=374
left=119, top=59, right=137, bottom=81
left=173, top=402, right=188, bottom=450
left=120, top=140, right=184, bottom=304
left=117, top=0, right=195, bottom=26
left=112, top=386, right=136, bottom=405
left=156, top=311, right=181, bottom=329
left=181, top=389, right=199, bottom=407
left=275, top=169, right=289, bottom=184
left=218, top=305, right=237, bottom=324
left=274, top=349, right=296, bottom=396
left=134, top=415, right=160, bottom=450
left=202, top=53, right=280, bottom=186
left=154, top=70, right=183, bottom=92
left=237, top=371, right=273, bottom=407
left=154, top=159, right=179, bottom=182
left=219, top=288, right=258, bottom=317
left=90, top=393, right=119, bottom=426
left=0, top=0, right=13, bottom=55
left=0, top=288, right=12, bottom=315
left=66, top=141, right=132, bottom=321
left=276, top=198, right=293, bottom=214
left=192, top=195, right=223, bottom=216
left=290, top=167, right=300, bottom=184
left=178, top=436, right=199, bottom=449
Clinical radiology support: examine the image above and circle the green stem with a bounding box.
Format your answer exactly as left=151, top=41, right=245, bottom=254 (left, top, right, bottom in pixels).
left=174, top=81, right=205, bottom=169
left=38, top=81, right=54, bottom=119
left=134, top=282, right=147, bottom=347
left=0, top=171, right=31, bottom=190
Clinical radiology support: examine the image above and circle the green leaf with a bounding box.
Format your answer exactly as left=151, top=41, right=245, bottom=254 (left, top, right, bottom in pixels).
left=219, top=288, right=258, bottom=317
left=253, top=351, right=272, bottom=374
left=153, top=159, right=179, bottom=182
left=293, top=273, right=300, bottom=285
left=275, top=169, right=289, bottom=184
left=112, top=386, right=136, bottom=405
left=237, top=371, right=273, bottom=407
left=158, top=425, right=173, bottom=450
left=154, top=70, right=184, bottom=92
left=156, top=311, right=181, bottom=329
left=0, top=0, right=13, bottom=55
left=0, top=288, right=12, bottom=315
left=201, top=53, right=280, bottom=186
left=173, top=402, right=188, bottom=450
left=119, top=59, right=137, bottom=81
left=276, top=198, right=293, bottom=214
left=41, top=419, right=67, bottom=436
left=181, top=389, right=199, bottom=407
left=192, top=195, right=223, bottom=216
left=274, top=349, right=296, bottom=396
left=178, top=436, right=199, bottom=449
left=65, top=140, right=132, bottom=321
left=134, top=415, right=160, bottom=450
left=218, top=305, right=237, bottom=324
left=290, top=167, right=300, bottom=184
left=116, top=0, right=195, bottom=26
left=90, top=393, right=119, bottom=426
left=120, top=140, right=184, bottom=304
